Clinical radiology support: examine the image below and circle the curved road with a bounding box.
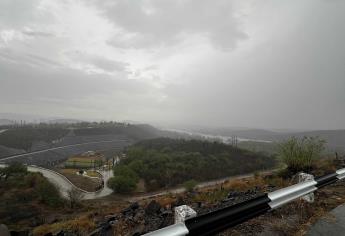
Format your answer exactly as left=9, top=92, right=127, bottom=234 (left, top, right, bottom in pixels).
left=0, top=162, right=275, bottom=201
left=0, top=164, right=113, bottom=200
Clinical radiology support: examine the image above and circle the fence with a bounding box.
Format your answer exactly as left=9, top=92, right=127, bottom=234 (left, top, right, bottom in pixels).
left=144, top=167, right=345, bottom=236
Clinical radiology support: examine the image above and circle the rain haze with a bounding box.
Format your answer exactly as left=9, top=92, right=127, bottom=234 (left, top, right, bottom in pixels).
left=1, top=0, right=345, bottom=130
left=2, top=2, right=345, bottom=235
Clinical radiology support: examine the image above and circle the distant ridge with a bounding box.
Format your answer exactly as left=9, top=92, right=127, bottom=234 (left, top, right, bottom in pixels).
left=0, top=119, right=14, bottom=126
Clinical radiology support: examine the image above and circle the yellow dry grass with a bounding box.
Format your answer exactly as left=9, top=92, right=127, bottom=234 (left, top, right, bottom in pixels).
left=33, top=216, right=95, bottom=236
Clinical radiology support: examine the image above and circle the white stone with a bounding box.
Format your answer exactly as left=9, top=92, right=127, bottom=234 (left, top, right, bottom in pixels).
left=298, top=172, right=315, bottom=203
left=174, top=205, right=197, bottom=224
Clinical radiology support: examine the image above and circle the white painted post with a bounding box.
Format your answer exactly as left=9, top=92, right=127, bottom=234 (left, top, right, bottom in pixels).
left=298, top=172, right=315, bottom=203
left=174, top=205, right=197, bottom=224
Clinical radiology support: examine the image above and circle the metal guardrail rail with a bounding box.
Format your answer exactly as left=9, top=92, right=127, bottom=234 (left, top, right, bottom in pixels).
left=144, top=168, right=345, bottom=236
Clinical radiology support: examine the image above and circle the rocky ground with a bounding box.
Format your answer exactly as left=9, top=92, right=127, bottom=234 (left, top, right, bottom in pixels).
left=86, top=177, right=345, bottom=236
left=5, top=167, right=345, bottom=236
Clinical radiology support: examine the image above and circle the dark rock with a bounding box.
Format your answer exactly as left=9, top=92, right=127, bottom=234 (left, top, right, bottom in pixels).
left=98, top=221, right=112, bottom=230
left=0, top=225, right=10, bottom=236
left=145, top=200, right=161, bottom=216
left=131, top=224, right=145, bottom=236
left=105, top=215, right=117, bottom=223
left=122, top=202, right=140, bottom=216
left=129, top=202, right=140, bottom=211
left=46, top=215, right=60, bottom=224
left=10, top=231, right=29, bottom=236
left=173, top=197, right=185, bottom=207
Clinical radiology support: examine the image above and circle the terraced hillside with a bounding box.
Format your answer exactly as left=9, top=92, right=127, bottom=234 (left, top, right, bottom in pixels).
left=0, top=122, right=163, bottom=166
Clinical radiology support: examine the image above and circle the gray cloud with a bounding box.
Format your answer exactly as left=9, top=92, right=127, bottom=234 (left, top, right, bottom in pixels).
left=0, top=49, right=62, bottom=68
left=22, top=29, right=55, bottom=38
left=162, top=0, right=345, bottom=129
left=102, top=0, right=246, bottom=49
left=0, top=0, right=344, bottom=129
left=65, top=51, right=129, bottom=72
left=0, top=0, right=46, bottom=28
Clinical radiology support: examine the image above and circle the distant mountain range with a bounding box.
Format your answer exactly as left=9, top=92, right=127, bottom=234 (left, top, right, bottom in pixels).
left=189, top=127, right=345, bottom=152
left=0, top=113, right=85, bottom=125
left=0, top=119, right=15, bottom=126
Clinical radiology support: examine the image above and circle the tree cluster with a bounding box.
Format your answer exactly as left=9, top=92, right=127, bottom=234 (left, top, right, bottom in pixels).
left=114, top=138, right=277, bottom=191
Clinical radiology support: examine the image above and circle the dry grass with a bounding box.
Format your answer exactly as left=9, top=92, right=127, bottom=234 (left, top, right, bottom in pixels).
left=86, top=170, right=101, bottom=178
left=33, top=216, right=95, bottom=236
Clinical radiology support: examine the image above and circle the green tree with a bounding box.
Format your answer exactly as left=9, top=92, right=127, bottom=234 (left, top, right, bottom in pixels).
left=0, top=162, right=27, bottom=180
left=113, top=165, right=138, bottom=181
left=278, top=137, right=325, bottom=174
left=107, top=175, right=136, bottom=193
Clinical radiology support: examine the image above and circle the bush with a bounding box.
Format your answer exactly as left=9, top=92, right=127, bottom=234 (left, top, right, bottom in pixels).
left=67, top=188, right=83, bottom=208
left=183, top=179, right=198, bottom=192
left=0, top=162, right=27, bottom=180
left=107, top=175, right=137, bottom=193
left=278, top=137, right=325, bottom=174
left=35, top=179, right=63, bottom=207
left=113, top=165, right=138, bottom=181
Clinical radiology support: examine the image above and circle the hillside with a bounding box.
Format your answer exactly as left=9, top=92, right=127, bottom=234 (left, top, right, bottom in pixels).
left=0, top=123, right=163, bottom=152
left=116, top=138, right=277, bottom=191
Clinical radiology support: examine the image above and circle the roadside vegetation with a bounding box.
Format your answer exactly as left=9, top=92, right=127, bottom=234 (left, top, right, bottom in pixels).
left=183, top=179, right=198, bottom=192
left=0, top=163, right=64, bottom=228
left=278, top=137, right=327, bottom=175
left=238, top=141, right=278, bottom=155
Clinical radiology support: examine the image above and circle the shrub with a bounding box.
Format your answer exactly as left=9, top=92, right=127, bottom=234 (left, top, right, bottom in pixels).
left=0, top=162, right=27, bottom=180
left=113, top=165, right=138, bottom=182
left=183, top=179, right=198, bottom=192
left=35, top=179, right=63, bottom=207
left=278, top=137, right=325, bottom=174
left=67, top=188, right=83, bottom=208
left=107, top=175, right=136, bottom=193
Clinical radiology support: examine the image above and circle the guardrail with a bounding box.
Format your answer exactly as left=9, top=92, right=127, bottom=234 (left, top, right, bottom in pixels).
left=144, top=168, right=345, bottom=236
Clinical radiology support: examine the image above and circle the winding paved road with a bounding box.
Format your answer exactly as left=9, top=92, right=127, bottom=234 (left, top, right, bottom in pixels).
left=0, top=164, right=113, bottom=200
left=0, top=162, right=274, bottom=201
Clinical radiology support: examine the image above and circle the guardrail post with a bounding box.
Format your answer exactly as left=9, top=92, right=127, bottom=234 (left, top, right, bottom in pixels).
left=175, top=205, right=197, bottom=224
left=298, top=172, right=315, bottom=203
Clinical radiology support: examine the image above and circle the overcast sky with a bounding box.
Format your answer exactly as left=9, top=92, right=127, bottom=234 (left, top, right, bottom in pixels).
left=0, top=0, right=344, bottom=130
